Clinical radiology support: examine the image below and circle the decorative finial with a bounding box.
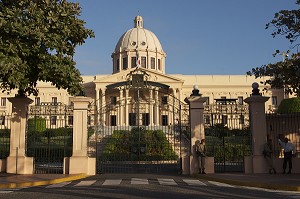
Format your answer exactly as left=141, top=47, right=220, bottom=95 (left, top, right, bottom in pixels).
left=251, top=82, right=261, bottom=96
left=190, top=85, right=201, bottom=96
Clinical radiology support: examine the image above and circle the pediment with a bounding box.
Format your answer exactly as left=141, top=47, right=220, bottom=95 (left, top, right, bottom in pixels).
left=93, top=68, right=184, bottom=88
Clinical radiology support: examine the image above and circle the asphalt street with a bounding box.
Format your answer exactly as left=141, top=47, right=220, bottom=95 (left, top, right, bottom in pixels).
left=1, top=174, right=300, bottom=199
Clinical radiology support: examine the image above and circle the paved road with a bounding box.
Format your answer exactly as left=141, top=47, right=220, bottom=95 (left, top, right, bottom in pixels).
left=1, top=174, right=300, bottom=199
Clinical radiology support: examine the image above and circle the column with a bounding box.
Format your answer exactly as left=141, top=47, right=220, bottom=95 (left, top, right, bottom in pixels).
left=101, top=88, right=106, bottom=126
left=95, top=88, right=100, bottom=125
left=68, top=96, right=96, bottom=175
left=244, top=82, right=269, bottom=174
left=7, top=96, right=34, bottom=174
left=149, top=89, right=153, bottom=126
left=125, top=89, right=129, bottom=126
left=155, top=89, right=159, bottom=125
left=119, top=89, right=123, bottom=126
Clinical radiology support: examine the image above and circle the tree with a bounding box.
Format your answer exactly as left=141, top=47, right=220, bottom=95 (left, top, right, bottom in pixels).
left=0, top=0, right=94, bottom=96
left=247, top=0, right=300, bottom=97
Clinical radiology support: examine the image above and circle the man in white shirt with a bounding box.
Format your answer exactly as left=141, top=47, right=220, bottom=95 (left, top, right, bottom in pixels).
left=278, top=137, right=295, bottom=174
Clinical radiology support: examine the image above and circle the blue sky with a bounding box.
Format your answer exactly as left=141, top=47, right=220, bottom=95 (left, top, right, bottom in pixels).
left=71, top=0, right=297, bottom=75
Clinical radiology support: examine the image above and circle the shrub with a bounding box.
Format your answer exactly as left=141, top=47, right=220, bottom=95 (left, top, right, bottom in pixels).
left=277, top=97, right=300, bottom=113
left=28, top=117, right=46, bottom=132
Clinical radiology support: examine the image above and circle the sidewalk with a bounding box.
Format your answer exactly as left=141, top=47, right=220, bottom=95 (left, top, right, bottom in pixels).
left=195, top=173, right=300, bottom=192
left=0, top=173, right=88, bottom=189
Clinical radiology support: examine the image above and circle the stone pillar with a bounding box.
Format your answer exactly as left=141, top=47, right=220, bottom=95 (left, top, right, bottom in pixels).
left=125, top=89, right=129, bottom=126
left=119, top=89, right=123, bottom=126
left=185, top=86, right=209, bottom=175
left=101, top=89, right=106, bottom=126
left=154, top=89, right=159, bottom=125
left=149, top=89, right=153, bottom=125
left=244, top=82, right=269, bottom=174
left=7, top=96, right=34, bottom=174
left=68, top=96, right=96, bottom=175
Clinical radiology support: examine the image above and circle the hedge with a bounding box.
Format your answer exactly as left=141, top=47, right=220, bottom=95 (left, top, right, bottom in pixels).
left=277, top=97, right=300, bottom=113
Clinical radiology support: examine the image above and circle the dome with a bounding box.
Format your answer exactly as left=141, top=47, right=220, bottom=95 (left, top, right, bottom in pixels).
left=111, top=16, right=166, bottom=74
left=114, top=16, right=164, bottom=54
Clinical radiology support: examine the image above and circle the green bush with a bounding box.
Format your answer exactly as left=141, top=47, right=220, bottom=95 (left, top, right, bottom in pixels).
left=101, top=128, right=177, bottom=161
left=28, top=117, right=46, bottom=132
left=277, top=97, right=300, bottom=113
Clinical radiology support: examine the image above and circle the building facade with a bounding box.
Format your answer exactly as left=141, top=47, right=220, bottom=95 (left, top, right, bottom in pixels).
left=0, top=16, right=285, bottom=127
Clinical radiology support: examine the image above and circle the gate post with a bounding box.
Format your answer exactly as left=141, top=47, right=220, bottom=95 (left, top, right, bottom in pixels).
left=244, top=82, right=269, bottom=173
left=185, top=86, right=213, bottom=175
left=7, top=96, right=34, bottom=174
left=68, top=96, right=96, bottom=175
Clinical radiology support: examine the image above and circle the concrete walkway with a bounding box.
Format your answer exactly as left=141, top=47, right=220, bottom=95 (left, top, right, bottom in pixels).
left=0, top=173, right=88, bottom=188
left=0, top=172, right=299, bottom=191
left=195, top=173, right=300, bottom=191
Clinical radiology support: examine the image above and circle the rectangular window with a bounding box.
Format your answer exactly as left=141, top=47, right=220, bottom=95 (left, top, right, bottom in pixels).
left=158, top=59, right=161, bottom=70
left=238, top=96, right=243, bottom=105
left=129, top=113, right=136, bottom=126
left=111, top=96, right=117, bottom=105
left=131, top=57, right=137, bottom=68
left=68, top=116, right=73, bottom=126
left=1, top=97, right=6, bottom=107
left=222, top=115, right=228, bottom=126
left=116, top=59, right=120, bottom=71
left=0, top=116, right=5, bottom=125
left=141, top=56, right=146, bottom=68
left=162, top=115, right=168, bottom=126
left=272, top=96, right=277, bottom=105
left=239, top=115, right=245, bottom=125
left=111, top=115, right=117, bottom=126
left=142, top=113, right=150, bottom=126
left=52, top=97, right=57, bottom=105
left=122, top=57, right=128, bottom=70
left=151, top=57, right=155, bottom=69
left=50, top=116, right=57, bottom=125
left=35, top=97, right=40, bottom=105
left=162, top=96, right=168, bottom=105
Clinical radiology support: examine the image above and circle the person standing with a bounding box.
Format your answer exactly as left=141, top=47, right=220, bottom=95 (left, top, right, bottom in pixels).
left=263, top=139, right=276, bottom=174
left=278, top=137, right=295, bottom=174
left=195, top=139, right=206, bottom=174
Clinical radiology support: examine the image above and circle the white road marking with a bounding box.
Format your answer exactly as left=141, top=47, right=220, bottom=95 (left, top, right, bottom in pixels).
left=46, top=181, right=71, bottom=188
left=74, top=180, right=97, bottom=187
left=131, top=178, right=149, bottom=185
left=183, top=179, right=207, bottom=186
left=208, top=181, right=235, bottom=187
left=158, top=178, right=177, bottom=185
left=102, top=179, right=122, bottom=186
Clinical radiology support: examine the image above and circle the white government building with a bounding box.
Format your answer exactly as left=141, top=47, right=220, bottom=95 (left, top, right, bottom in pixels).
left=0, top=16, right=285, bottom=127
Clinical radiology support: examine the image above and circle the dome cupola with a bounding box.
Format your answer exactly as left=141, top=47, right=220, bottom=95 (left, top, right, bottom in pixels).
left=112, top=16, right=166, bottom=74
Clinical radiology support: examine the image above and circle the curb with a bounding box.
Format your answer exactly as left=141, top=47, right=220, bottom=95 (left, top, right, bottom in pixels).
left=194, top=174, right=300, bottom=192
left=0, top=173, right=88, bottom=189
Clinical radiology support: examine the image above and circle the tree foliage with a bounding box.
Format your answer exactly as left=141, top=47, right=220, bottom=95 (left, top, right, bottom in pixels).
left=247, top=0, right=300, bottom=97
left=0, top=0, right=94, bottom=96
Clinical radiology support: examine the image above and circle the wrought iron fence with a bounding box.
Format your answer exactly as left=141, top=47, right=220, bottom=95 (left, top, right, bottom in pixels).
left=204, top=99, right=251, bottom=172
left=26, top=102, right=73, bottom=174
left=0, top=112, right=11, bottom=159
left=266, top=112, right=300, bottom=158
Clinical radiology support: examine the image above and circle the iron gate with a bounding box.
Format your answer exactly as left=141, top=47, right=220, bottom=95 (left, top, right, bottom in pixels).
left=88, top=68, right=190, bottom=173
left=26, top=102, right=73, bottom=174
left=204, top=99, right=251, bottom=172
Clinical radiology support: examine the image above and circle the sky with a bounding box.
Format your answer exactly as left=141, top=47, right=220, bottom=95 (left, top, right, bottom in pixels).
left=70, top=0, right=297, bottom=76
